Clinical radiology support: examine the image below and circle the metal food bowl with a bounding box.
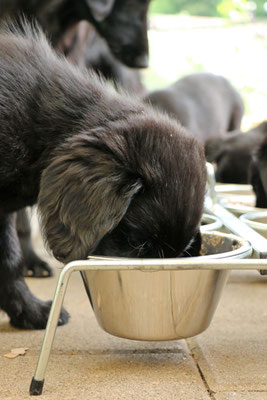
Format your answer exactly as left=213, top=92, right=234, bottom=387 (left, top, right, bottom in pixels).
left=201, top=213, right=222, bottom=232
left=216, top=184, right=262, bottom=216
left=240, top=211, right=267, bottom=238
left=216, top=183, right=254, bottom=196
left=82, top=231, right=251, bottom=341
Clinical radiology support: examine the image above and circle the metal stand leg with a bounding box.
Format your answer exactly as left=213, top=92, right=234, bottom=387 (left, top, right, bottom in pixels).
left=29, top=262, right=77, bottom=395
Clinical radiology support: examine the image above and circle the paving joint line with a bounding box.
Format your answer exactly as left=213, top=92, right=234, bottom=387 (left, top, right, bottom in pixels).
left=195, top=362, right=216, bottom=400
left=189, top=353, right=216, bottom=400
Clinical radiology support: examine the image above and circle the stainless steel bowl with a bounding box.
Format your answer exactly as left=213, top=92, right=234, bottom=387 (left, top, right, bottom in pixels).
left=216, top=184, right=262, bottom=216
left=215, top=183, right=253, bottom=196
left=82, top=231, right=251, bottom=341
left=201, top=213, right=222, bottom=232
left=240, top=211, right=267, bottom=238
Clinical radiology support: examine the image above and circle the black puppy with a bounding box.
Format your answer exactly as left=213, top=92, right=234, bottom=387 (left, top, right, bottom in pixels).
left=1, top=0, right=150, bottom=68
left=144, top=72, right=244, bottom=145
left=0, top=23, right=206, bottom=329
left=206, top=121, right=267, bottom=184
left=57, top=21, right=146, bottom=95
left=1, top=1, right=150, bottom=277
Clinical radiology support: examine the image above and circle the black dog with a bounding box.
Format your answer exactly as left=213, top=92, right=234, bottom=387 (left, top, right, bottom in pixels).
left=206, top=121, right=267, bottom=184
left=0, top=23, right=206, bottom=329
left=57, top=21, right=146, bottom=95
left=1, top=1, right=150, bottom=277
left=144, top=72, right=244, bottom=145
left=1, top=0, right=150, bottom=68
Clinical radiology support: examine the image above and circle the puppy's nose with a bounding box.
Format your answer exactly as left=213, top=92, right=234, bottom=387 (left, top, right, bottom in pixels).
left=133, top=54, right=149, bottom=68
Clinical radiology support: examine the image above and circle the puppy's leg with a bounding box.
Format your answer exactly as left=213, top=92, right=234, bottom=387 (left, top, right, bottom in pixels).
left=228, top=102, right=244, bottom=131
left=17, top=209, right=53, bottom=277
left=0, top=213, right=69, bottom=329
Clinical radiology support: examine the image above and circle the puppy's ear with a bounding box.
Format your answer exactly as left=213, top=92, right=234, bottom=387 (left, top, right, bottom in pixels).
left=86, top=0, right=115, bottom=22
left=38, top=142, right=142, bottom=263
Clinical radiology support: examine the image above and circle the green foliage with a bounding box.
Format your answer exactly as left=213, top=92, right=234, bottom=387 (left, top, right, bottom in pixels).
left=254, top=0, right=267, bottom=16
left=217, top=0, right=248, bottom=18
left=149, top=0, right=267, bottom=18
left=180, top=1, right=220, bottom=16
left=149, top=0, right=221, bottom=15
left=149, top=0, right=180, bottom=14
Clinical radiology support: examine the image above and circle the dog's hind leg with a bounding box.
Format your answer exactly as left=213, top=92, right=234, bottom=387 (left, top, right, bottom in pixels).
left=0, top=213, right=69, bottom=329
left=17, top=208, right=53, bottom=278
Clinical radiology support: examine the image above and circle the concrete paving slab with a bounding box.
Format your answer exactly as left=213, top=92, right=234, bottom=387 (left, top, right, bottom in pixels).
left=187, top=270, right=267, bottom=394
left=1, top=351, right=211, bottom=400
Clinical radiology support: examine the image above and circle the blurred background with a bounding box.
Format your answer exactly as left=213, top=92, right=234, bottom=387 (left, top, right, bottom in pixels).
left=143, top=0, right=267, bottom=129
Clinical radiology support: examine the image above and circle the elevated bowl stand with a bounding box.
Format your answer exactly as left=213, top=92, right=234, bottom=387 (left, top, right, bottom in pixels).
left=29, top=255, right=267, bottom=396
left=30, top=164, right=267, bottom=395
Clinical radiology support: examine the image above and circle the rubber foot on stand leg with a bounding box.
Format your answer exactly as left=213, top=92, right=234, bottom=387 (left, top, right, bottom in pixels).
left=260, top=269, right=267, bottom=275
left=29, top=377, right=44, bottom=395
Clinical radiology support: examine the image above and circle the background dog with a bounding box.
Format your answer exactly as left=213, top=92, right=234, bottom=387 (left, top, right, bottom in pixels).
left=144, top=72, right=244, bottom=144
left=0, top=23, right=206, bottom=329
left=57, top=20, right=146, bottom=95
left=206, top=120, right=267, bottom=183
left=0, top=0, right=150, bottom=68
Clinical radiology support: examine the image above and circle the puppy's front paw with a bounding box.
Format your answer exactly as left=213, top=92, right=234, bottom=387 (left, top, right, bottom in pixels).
left=9, top=299, right=69, bottom=330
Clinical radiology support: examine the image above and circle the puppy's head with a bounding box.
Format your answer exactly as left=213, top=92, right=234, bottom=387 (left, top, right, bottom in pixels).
left=38, top=113, right=206, bottom=262
left=89, top=0, right=150, bottom=68
left=205, top=132, right=253, bottom=184
left=206, top=122, right=267, bottom=184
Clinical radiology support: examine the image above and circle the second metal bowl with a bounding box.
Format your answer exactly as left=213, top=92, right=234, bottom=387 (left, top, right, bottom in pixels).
left=201, top=213, right=222, bottom=232
left=240, top=211, right=267, bottom=238
left=216, top=184, right=262, bottom=216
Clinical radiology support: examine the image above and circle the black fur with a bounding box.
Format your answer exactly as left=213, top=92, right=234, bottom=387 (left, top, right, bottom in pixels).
left=0, top=23, right=206, bottom=329
left=57, top=21, right=145, bottom=95
left=1, top=0, right=149, bottom=277
left=206, top=121, right=267, bottom=184
left=250, top=142, right=267, bottom=208
left=16, top=208, right=52, bottom=277
left=0, top=0, right=150, bottom=67
left=144, top=72, right=244, bottom=145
